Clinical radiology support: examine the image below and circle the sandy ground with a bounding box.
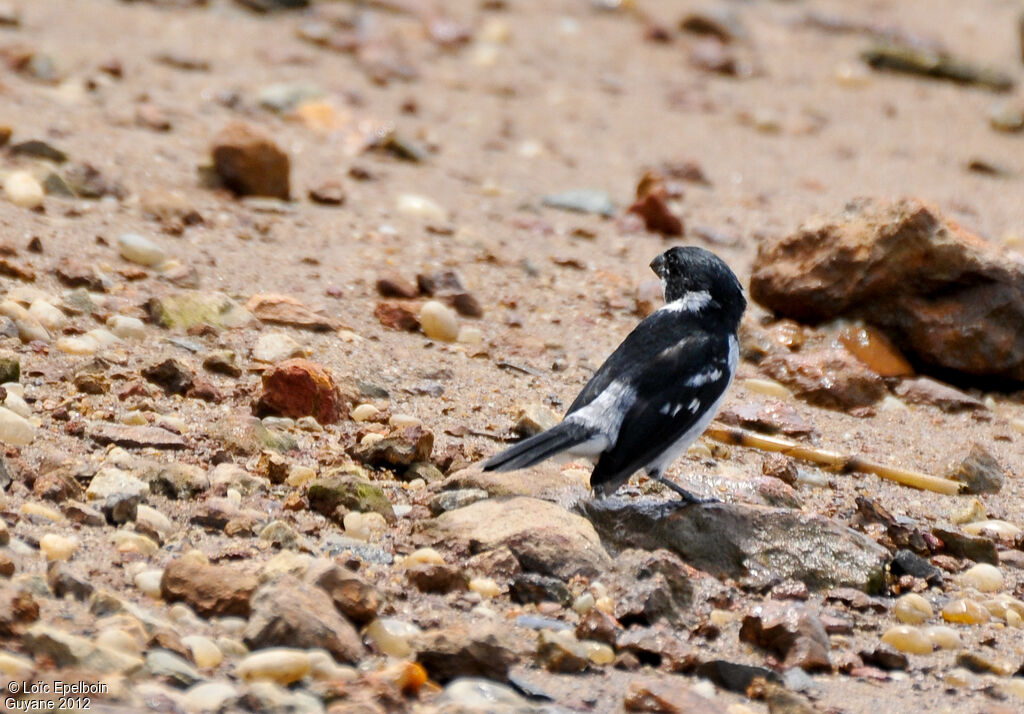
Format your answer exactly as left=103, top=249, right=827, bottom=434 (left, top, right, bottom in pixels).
left=2, top=0, right=1024, bottom=712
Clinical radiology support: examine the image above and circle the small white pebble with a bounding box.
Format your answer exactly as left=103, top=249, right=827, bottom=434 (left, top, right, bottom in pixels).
left=961, top=563, right=1004, bottom=593
left=396, top=193, right=447, bottom=222
left=134, top=569, right=164, bottom=598
left=4, top=171, right=44, bottom=208
left=56, top=335, right=99, bottom=355
left=351, top=404, right=380, bottom=422
left=182, top=635, right=223, bottom=669
left=468, top=577, right=501, bottom=599
left=420, top=301, right=459, bottom=342
left=118, top=233, right=166, bottom=268
left=107, top=315, right=147, bottom=340
left=403, top=547, right=445, bottom=567
left=40, top=533, right=78, bottom=561
left=28, top=299, right=67, bottom=332
left=893, top=593, right=933, bottom=624
left=364, top=618, right=421, bottom=658
left=922, top=625, right=961, bottom=650
left=389, top=413, right=422, bottom=429
left=881, top=625, right=933, bottom=655
left=572, top=592, right=595, bottom=614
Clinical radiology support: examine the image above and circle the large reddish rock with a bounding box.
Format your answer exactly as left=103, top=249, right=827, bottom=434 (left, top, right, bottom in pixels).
left=255, top=358, right=348, bottom=424
left=739, top=600, right=831, bottom=671
left=160, top=558, right=258, bottom=617
left=750, top=198, right=1024, bottom=384
left=211, top=121, right=290, bottom=199
left=759, top=348, right=887, bottom=411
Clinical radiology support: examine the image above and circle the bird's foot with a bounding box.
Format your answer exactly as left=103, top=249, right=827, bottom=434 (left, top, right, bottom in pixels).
left=653, top=476, right=718, bottom=505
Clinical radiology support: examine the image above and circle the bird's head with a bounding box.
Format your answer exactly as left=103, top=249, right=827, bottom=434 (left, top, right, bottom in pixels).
left=650, top=246, right=746, bottom=323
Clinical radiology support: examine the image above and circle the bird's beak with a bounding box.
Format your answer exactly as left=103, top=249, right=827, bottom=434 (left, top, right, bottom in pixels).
left=649, top=253, right=666, bottom=277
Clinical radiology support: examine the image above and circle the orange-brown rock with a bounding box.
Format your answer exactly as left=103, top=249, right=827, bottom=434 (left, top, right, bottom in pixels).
left=211, top=121, right=290, bottom=199
left=255, top=358, right=347, bottom=424
left=751, top=198, right=1024, bottom=384
left=160, top=558, right=258, bottom=618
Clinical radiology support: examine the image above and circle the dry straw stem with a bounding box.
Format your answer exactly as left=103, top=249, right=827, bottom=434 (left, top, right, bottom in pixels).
left=705, top=425, right=963, bottom=495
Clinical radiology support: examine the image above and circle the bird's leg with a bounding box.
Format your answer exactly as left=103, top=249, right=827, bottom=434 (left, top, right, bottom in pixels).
left=648, top=468, right=718, bottom=504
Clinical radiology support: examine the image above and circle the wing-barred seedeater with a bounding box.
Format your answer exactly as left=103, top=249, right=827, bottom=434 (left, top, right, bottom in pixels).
left=484, top=246, right=746, bottom=502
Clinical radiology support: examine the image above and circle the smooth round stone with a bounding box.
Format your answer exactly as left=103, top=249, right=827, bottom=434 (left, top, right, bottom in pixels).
left=169, top=604, right=203, bottom=628
left=28, top=300, right=67, bottom=331
left=118, top=233, right=166, bottom=268
left=923, top=625, right=961, bottom=650
left=4, top=171, right=44, bottom=208
left=85, top=328, right=120, bottom=348
left=360, top=432, right=385, bottom=447
left=136, top=504, right=173, bottom=537
left=942, top=598, right=990, bottom=625
left=420, top=301, right=459, bottom=342
left=961, top=563, right=1004, bottom=592
left=396, top=193, right=447, bottom=222
left=134, top=569, right=164, bottom=598
left=741, top=378, right=792, bottom=399
left=308, top=650, right=356, bottom=682
left=343, top=511, right=386, bottom=541
left=1007, top=609, right=1023, bottom=628
left=389, top=413, right=422, bottom=429
left=236, top=648, right=311, bottom=685
left=468, top=577, right=501, bottom=599
left=962, top=519, right=1021, bottom=540
left=96, top=628, right=142, bottom=655
left=0, top=406, right=35, bottom=445
left=56, top=335, right=98, bottom=355
left=107, top=315, right=147, bottom=340
left=364, top=618, right=421, bottom=658
left=0, top=300, right=48, bottom=342
left=944, top=667, right=980, bottom=688
left=21, top=502, right=63, bottom=523
left=881, top=625, right=933, bottom=655
left=894, top=593, right=933, bottom=624
left=457, top=326, right=483, bottom=344
left=3, top=391, right=30, bottom=419
left=40, top=533, right=78, bottom=561
left=1002, top=677, right=1024, bottom=700
left=182, top=635, right=223, bottom=669
left=0, top=651, right=34, bottom=679
left=295, top=416, right=321, bottom=432
left=215, top=636, right=248, bottom=657
left=111, top=531, right=159, bottom=556
left=572, top=592, right=595, bottom=614
left=182, top=681, right=239, bottom=713
left=595, top=596, right=614, bottom=614
left=581, top=640, right=614, bottom=665
left=253, top=332, right=306, bottom=363
left=351, top=404, right=380, bottom=422
left=403, top=547, right=445, bottom=567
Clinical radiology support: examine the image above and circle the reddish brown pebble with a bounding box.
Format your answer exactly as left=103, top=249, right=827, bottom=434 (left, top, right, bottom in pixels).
left=627, top=190, right=683, bottom=237
left=211, top=121, right=290, bottom=199
left=308, top=180, right=346, bottom=206
left=374, top=301, right=420, bottom=331
left=256, top=358, right=347, bottom=424
left=376, top=273, right=419, bottom=299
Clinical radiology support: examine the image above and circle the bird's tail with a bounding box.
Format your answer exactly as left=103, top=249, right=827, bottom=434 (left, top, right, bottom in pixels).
left=482, top=421, right=597, bottom=472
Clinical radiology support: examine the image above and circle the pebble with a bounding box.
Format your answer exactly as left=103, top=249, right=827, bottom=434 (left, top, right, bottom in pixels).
left=343, top=511, right=387, bottom=541
left=182, top=635, right=223, bottom=668
left=111, top=530, right=159, bottom=555
left=136, top=504, right=173, bottom=538
left=134, top=570, right=164, bottom=598
left=56, top=335, right=99, bottom=355
left=253, top=332, right=306, bottom=363
left=40, top=533, right=78, bottom=561
left=0, top=406, right=35, bottom=446
left=216, top=636, right=248, bottom=657
left=389, top=413, right=422, bottom=429
left=118, top=233, right=166, bottom=268
left=468, top=577, right=501, bottom=599
left=3, top=391, right=30, bottom=418
left=961, top=563, right=1004, bottom=592
left=419, top=300, right=459, bottom=342
left=403, top=547, right=446, bottom=567
left=3, top=171, right=44, bottom=208
left=962, top=519, right=1021, bottom=540
left=396, top=193, right=447, bottom=222
left=364, top=618, right=421, bottom=658
left=96, top=628, right=142, bottom=655
left=21, top=502, right=64, bottom=523
left=285, top=465, right=316, bottom=487
left=181, top=681, right=239, bottom=713
left=235, top=648, right=311, bottom=685
left=351, top=404, right=381, bottom=422
left=921, top=622, right=958, bottom=647
left=107, top=315, right=146, bottom=340
left=573, top=592, right=596, bottom=614
left=28, top=300, right=67, bottom=332
left=0, top=301, right=48, bottom=342
left=458, top=326, right=483, bottom=343
left=893, top=593, right=933, bottom=624
left=881, top=625, right=933, bottom=655
left=941, top=598, right=990, bottom=625
left=1002, top=678, right=1024, bottom=699
left=741, top=378, right=793, bottom=399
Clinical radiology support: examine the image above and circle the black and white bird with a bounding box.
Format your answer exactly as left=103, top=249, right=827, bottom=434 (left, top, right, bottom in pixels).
left=483, top=246, right=746, bottom=501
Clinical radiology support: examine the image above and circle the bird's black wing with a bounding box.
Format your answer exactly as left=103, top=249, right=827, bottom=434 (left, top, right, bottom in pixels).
left=588, top=329, right=733, bottom=491
left=566, top=307, right=709, bottom=417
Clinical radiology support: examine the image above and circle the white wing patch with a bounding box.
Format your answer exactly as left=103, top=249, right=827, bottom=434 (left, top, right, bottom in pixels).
left=688, top=398, right=700, bottom=413
left=566, top=380, right=636, bottom=444
left=659, top=289, right=712, bottom=314
left=685, top=367, right=723, bottom=387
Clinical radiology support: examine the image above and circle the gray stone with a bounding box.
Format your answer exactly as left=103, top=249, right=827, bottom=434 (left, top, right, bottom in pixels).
left=583, top=498, right=889, bottom=593
left=147, top=649, right=203, bottom=688
left=946, top=444, right=1006, bottom=494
